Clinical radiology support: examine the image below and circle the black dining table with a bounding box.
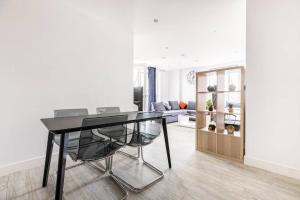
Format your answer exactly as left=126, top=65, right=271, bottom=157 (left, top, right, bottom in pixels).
left=40, top=111, right=172, bottom=200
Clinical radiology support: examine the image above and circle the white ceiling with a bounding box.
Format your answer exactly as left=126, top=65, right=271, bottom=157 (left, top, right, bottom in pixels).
left=133, top=0, right=246, bottom=70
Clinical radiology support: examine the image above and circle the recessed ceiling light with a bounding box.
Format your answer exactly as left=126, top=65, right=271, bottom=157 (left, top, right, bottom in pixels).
left=154, top=18, right=159, bottom=23
left=165, top=46, right=169, bottom=50
left=181, top=53, right=185, bottom=57
left=162, top=56, right=167, bottom=59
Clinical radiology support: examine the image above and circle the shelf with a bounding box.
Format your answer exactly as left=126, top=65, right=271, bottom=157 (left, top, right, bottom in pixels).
left=222, top=108, right=241, bottom=115
left=220, top=111, right=241, bottom=115
left=197, top=90, right=241, bottom=94
left=218, top=90, right=241, bottom=93
left=197, top=110, right=240, bottom=115
left=196, top=66, right=244, bottom=162
left=217, top=129, right=241, bottom=137
left=198, top=127, right=241, bottom=137
left=198, top=127, right=216, bottom=134
left=197, top=110, right=217, bottom=113
left=197, top=91, right=217, bottom=94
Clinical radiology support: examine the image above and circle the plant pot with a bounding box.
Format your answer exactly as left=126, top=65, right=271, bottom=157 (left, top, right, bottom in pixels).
left=227, top=125, right=235, bottom=134
left=207, top=85, right=217, bottom=92
left=208, top=105, right=214, bottom=112
left=208, top=124, right=216, bottom=131
left=228, top=107, right=234, bottom=113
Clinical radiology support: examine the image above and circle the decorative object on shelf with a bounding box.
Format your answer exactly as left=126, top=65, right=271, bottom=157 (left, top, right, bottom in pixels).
left=207, top=85, right=217, bottom=92
left=226, top=125, right=235, bottom=134
left=206, top=99, right=213, bottom=111
left=228, top=103, right=234, bottom=113
left=186, top=70, right=196, bottom=85
left=208, top=122, right=216, bottom=131
left=229, top=84, right=236, bottom=91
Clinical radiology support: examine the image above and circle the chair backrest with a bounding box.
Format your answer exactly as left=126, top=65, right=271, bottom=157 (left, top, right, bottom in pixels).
left=54, top=108, right=88, bottom=118
left=53, top=108, right=89, bottom=153
left=138, top=119, right=162, bottom=138
left=77, top=115, right=128, bottom=160
left=129, top=112, right=163, bottom=146
left=96, top=106, right=127, bottom=138
left=96, top=107, right=120, bottom=115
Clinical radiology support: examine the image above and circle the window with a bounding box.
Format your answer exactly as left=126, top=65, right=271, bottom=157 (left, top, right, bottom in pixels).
left=156, top=69, right=168, bottom=102
left=133, top=66, right=147, bottom=110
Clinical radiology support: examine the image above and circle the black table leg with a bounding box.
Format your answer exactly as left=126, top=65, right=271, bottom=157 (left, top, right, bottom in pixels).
left=42, top=132, right=54, bottom=187
left=162, top=118, right=172, bottom=168
left=55, top=133, right=68, bottom=200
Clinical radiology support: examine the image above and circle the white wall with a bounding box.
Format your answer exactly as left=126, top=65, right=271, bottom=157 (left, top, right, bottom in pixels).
left=156, top=70, right=169, bottom=102
left=167, top=69, right=196, bottom=102
left=0, top=0, right=133, bottom=168
left=246, top=0, right=300, bottom=179
left=167, top=70, right=181, bottom=101
left=181, top=69, right=196, bottom=102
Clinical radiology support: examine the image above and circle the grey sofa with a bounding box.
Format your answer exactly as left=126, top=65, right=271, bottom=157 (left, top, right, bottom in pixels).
left=152, top=101, right=196, bottom=123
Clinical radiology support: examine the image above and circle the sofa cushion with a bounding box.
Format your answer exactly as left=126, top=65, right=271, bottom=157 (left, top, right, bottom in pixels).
left=169, top=101, right=180, bottom=110
left=179, top=101, right=187, bottom=109
left=164, top=110, right=187, bottom=115
left=187, top=101, right=196, bottom=110
left=163, top=102, right=171, bottom=110
left=153, top=102, right=166, bottom=111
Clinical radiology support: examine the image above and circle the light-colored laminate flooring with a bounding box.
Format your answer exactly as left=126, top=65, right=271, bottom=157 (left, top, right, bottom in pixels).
left=1, top=124, right=300, bottom=200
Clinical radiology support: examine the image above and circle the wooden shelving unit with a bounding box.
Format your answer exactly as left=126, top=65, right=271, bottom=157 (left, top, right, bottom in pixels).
left=196, top=66, right=245, bottom=162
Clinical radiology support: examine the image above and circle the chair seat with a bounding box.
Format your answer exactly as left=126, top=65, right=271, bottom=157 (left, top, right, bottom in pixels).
left=68, top=140, right=122, bottom=161
left=122, top=122, right=161, bottom=147
left=138, top=122, right=161, bottom=140
left=98, top=126, right=134, bottom=143
left=127, top=132, right=153, bottom=147
left=54, top=132, right=104, bottom=149
left=98, top=126, right=153, bottom=147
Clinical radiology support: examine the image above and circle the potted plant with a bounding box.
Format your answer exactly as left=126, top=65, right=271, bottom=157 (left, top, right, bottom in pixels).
left=206, top=99, right=214, bottom=111
left=208, top=121, right=216, bottom=131
left=226, top=125, right=235, bottom=134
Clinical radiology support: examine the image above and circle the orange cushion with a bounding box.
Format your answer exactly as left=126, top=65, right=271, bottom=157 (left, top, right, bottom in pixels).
left=179, top=101, right=187, bottom=109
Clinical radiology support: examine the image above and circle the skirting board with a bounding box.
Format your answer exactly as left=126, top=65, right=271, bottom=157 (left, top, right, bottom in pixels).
left=0, top=153, right=58, bottom=177
left=244, top=156, right=300, bottom=180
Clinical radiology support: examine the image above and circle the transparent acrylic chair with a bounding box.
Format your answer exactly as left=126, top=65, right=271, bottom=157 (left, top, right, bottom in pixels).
left=65, top=115, right=130, bottom=199
left=96, top=107, right=164, bottom=193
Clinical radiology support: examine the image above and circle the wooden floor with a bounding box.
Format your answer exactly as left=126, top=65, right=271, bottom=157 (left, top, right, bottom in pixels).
left=1, top=124, right=300, bottom=200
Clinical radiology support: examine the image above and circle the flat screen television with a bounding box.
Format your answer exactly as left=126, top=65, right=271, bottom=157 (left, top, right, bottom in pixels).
left=134, top=87, right=143, bottom=111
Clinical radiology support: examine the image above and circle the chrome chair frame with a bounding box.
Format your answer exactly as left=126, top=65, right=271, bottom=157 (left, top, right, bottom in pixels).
left=96, top=107, right=164, bottom=193
left=114, top=122, right=164, bottom=193
left=86, top=156, right=128, bottom=200
left=56, top=113, right=129, bottom=200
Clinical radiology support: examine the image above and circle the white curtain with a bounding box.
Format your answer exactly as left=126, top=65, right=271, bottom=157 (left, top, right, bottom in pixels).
left=156, top=69, right=168, bottom=102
